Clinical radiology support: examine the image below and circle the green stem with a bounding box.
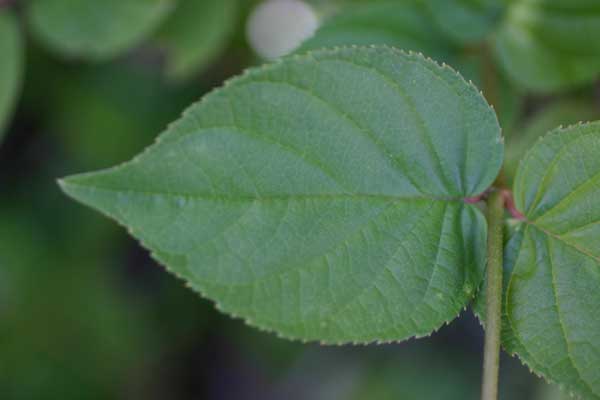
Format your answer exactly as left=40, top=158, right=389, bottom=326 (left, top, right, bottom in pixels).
left=481, top=190, right=504, bottom=400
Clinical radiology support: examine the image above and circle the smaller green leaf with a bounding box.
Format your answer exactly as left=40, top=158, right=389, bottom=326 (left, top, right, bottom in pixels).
left=156, top=0, right=238, bottom=81
left=0, top=10, right=23, bottom=142
left=26, top=0, right=174, bottom=61
left=494, top=122, right=600, bottom=399
left=494, top=1, right=600, bottom=92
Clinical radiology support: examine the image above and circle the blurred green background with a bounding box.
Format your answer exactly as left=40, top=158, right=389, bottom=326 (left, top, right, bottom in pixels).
left=2, top=0, right=598, bottom=398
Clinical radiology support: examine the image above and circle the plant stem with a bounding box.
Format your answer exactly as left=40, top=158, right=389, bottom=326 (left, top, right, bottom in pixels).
left=481, top=190, right=504, bottom=400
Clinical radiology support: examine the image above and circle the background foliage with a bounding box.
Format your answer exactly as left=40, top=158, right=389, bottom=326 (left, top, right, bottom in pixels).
left=2, top=0, right=599, bottom=398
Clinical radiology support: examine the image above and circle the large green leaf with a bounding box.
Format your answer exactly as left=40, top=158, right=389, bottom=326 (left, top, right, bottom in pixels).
left=26, top=0, right=174, bottom=61
left=502, top=122, right=600, bottom=398
left=0, top=10, right=23, bottom=142
left=297, top=1, right=455, bottom=62
left=494, top=1, right=600, bottom=92
left=156, top=0, right=238, bottom=81
left=60, top=47, right=502, bottom=344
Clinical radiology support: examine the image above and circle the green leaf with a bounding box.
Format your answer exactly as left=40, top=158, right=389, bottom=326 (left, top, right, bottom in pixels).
left=297, top=1, right=455, bottom=62
left=0, top=10, right=23, bottom=142
left=505, top=99, right=599, bottom=185
left=156, top=0, right=238, bottom=81
left=423, top=0, right=504, bottom=45
left=494, top=1, right=600, bottom=92
left=26, top=0, right=174, bottom=61
left=502, top=121, right=600, bottom=398
left=60, top=46, right=502, bottom=344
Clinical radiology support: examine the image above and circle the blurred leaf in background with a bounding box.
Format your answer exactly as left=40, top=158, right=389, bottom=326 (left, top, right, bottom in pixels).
left=297, top=0, right=456, bottom=62
left=0, top=9, right=23, bottom=142
left=44, top=64, right=196, bottom=169
left=156, top=0, right=239, bottom=81
left=26, top=0, right=175, bottom=61
left=424, top=0, right=504, bottom=45
left=494, top=0, right=600, bottom=92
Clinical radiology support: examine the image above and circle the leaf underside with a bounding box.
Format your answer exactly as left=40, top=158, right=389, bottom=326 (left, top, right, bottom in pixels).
left=61, top=46, right=503, bottom=344
left=27, top=0, right=173, bottom=61
left=503, top=122, right=600, bottom=399
left=0, top=10, right=22, bottom=141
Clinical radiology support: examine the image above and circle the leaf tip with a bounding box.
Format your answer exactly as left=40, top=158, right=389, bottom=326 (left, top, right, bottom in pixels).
left=56, top=172, right=110, bottom=216
left=57, top=176, right=77, bottom=198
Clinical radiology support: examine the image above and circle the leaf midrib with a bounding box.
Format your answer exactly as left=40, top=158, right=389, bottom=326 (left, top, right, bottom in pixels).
left=61, top=180, right=469, bottom=203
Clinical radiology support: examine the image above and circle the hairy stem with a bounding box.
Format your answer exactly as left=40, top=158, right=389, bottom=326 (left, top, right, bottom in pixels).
left=481, top=190, right=504, bottom=400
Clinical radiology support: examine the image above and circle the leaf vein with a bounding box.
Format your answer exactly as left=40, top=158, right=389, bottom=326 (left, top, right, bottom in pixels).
left=546, top=236, right=597, bottom=396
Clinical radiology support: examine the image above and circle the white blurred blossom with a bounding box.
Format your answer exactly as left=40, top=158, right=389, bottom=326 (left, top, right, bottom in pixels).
left=247, top=0, right=319, bottom=59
